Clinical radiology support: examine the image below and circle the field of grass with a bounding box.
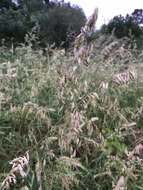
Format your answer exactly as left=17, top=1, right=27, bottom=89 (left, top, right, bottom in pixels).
left=1, top=14, right=143, bottom=190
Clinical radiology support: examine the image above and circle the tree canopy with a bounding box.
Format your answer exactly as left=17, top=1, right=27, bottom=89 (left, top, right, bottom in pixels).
left=100, top=9, right=143, bottom=49
left=0, top=0, right=86, bottom=48
left=105, top=9, right=143, bottom=40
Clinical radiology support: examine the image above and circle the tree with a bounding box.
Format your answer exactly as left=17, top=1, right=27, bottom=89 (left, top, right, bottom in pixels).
left=0, top=2, right=35, bottom=44
left=131, top=9, right=143, bottom=26
left=0, top=0, right=86, bottom=48
left=16, top=0, right=45, bottom=13
left=106, top=15, right=126, bottom=38
left=0, top=0, right=16, bottom=10
left=105, top=9, right=143, bottom=40
left=38, top=2, right=86, bottom=48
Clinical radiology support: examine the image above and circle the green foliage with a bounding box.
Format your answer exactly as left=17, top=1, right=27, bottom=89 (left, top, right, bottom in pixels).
left=103, top=9, right=143, bottom=49
left=106, top=14, right=142, bottom=39
left=132, top=9, right=143, bottom=25
left=17, top=0, right=45, bottom=12
left=38, top=3, right=86, bottom=48
left=0, top=0, right=86, bottom=49
left=1, top=17, right=143, bottom=190
left=0, top=7, right=35, bottom=44
left=0, top=0, right=16, bottom=10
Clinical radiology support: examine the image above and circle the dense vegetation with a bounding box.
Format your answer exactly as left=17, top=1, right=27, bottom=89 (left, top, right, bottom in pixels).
left=101, top=9, right=143, bottom=49
left=0, top=0, right=86, bottom=48
left=0, top=1, right=143, bottom=50
left=0, top=3, right=143, bottom=190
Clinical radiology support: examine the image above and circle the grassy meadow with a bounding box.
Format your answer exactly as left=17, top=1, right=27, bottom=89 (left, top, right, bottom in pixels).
left=1, top=12, right=143, bottom=190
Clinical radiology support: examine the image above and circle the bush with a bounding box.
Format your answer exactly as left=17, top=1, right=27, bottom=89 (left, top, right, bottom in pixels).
left=0, top=1, right=86, bottom=49
left=38, top=3, right=86, bottom=48
left=103, top=9, right=143, bottom=49
left=0, top=7, right=35, bottom=45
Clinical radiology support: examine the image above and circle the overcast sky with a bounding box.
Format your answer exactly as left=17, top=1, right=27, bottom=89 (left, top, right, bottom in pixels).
left=64, top=0, right=143, bottom=28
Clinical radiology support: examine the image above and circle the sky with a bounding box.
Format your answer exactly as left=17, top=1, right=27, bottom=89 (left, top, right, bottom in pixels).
left=64, top=0, right=143, bottom=29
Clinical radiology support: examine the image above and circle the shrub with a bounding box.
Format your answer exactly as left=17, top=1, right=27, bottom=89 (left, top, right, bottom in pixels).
left=38, top=2, right=86, bottom=48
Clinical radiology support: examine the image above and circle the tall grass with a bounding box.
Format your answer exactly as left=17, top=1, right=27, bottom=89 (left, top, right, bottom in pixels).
left=0, top=9, right=143, bottom=190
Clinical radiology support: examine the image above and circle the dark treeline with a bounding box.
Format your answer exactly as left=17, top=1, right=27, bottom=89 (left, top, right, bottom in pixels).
left=0, top=0, right=86, bottom=48
left=0, top=1, right=143, bottom=50
left=100, top=9, right=143, bottom=49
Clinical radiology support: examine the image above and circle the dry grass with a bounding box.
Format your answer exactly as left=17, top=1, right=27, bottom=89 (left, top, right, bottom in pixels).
left=0, top=8, right=143, bottom=190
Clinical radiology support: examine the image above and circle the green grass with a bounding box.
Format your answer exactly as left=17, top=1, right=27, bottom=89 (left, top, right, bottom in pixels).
left=0, top=32, right=143, bottom=190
